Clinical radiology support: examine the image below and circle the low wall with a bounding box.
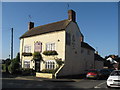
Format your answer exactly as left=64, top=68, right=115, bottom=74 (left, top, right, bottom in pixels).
left=36, top=72, right=53, bottom=79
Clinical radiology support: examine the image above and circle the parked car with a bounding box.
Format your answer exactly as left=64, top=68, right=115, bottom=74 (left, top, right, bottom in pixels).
left=86, top=69, right=111, bottom=79
left=97, top=69, right=111, bottom=79
left=86, top=69, right=99, bottom=79
left=107, top=69, right=115, bottom=73
left=107, top=70, right=120, bottom=88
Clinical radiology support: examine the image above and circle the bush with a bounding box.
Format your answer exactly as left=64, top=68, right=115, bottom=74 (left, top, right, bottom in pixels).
left=8, top=58, right=20, bottom=74
left=5, top=59, right=11, bottom=72
left=2, top=64, right=6, bottom=72
left=22, top=68, right=35, bottom=76
left=8, top=64, right=14, bottom=74
left=56, top=59, right=64, bottom=66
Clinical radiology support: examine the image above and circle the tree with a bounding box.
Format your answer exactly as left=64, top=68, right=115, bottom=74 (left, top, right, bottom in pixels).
left=5, top=58, right=11, bottom=73
left=8, top=53, right=20, bottom=74
left=16, top=53, right=20, bottom=62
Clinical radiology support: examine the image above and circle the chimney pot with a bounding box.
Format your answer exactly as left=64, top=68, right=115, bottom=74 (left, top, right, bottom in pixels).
left=28, top=22, right=34, bottom=30
left=68, top=9, right=76, bottom=22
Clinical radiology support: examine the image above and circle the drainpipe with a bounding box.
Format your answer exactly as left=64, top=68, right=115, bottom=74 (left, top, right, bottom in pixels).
left=21, top=38, right=24, bottom=68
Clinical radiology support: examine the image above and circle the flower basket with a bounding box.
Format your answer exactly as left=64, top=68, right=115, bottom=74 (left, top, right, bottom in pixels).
left=22, top=52, right=32, bottom=56
left=43, top=50, right=58, bottom=56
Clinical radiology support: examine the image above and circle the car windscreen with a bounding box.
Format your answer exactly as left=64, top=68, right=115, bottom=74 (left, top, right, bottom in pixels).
left=110, top=71, right=120, bottom=76
left=99, top=69, right=110, bottom=74
left=88, top=70, right=98, bottom=73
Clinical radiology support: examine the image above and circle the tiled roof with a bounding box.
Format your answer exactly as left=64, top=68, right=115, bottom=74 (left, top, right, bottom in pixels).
left=81, top=42, right=95, bottom=51
left=94, top=53, right=104, bottom=61
left=20, top=19, right=71, bottom=38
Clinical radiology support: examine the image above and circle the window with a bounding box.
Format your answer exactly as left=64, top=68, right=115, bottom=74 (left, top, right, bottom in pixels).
left=46, top=43, right=55, bottom=51
left=34, top=41, right=42, bottom=52
left=66, top=32, right=71, bottom=45
left=24, top=46, right=31, bottom=53
left=111, top=71, right=120, bottom=76
left=24, top=60, right=30, bottom=68
left=45, top=61, right=55, bottom=69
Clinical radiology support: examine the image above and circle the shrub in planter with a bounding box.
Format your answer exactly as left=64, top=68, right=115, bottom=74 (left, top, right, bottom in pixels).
left=43, top=51, right=58, bottom=55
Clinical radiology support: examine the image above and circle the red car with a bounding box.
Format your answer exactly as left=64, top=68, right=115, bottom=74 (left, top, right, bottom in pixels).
left=86, top=69, right=99, bottom=79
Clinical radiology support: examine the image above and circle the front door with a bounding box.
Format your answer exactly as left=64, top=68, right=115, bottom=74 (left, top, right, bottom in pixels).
left=35, top=61, right=40, bottom=72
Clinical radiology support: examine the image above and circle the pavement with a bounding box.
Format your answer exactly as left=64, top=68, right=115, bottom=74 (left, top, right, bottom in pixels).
left=2, top=72, right=84, bottom=82
left=13, top=76, right=83, bottom=82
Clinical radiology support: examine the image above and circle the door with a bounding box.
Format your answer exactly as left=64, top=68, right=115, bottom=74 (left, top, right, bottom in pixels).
left=35, top=61, right=40, bottom=72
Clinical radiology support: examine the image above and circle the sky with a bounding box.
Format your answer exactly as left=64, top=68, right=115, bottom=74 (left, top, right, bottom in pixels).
left=1, top=2, right=118, bottom=59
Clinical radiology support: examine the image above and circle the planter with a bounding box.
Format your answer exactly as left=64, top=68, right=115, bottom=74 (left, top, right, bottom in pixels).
left=36, top=72, right=53, bottom=79
left=43, top=50, right=58, bottom=56
left=22, top=52, right=32, bottom=56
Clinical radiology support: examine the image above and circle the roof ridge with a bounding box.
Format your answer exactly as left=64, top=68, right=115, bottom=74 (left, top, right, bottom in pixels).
left=81, top=42, right=95, bottom=51
left=20, top=19, right=71, bottom=38
left=30, top=19, right=70, bottom=30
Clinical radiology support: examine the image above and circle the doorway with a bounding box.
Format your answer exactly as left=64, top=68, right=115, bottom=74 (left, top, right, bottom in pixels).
left=35, top=60, right=40, bottom=72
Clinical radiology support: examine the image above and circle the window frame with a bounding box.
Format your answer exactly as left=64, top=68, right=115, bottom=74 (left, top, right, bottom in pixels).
left=46, top=43, right=55, bottom=51
left=24, top=60, right=30, bottom=68
left=45, top=60, right=55, bottom=69
left=24, top=45, right=31, bottom=53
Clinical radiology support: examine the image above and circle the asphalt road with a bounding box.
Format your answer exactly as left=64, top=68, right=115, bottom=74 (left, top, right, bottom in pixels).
left=1, top=77, right=113, bottom=89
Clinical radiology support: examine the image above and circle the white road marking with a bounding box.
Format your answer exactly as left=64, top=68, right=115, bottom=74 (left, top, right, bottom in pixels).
left=94, top=81, right=107, bottom=88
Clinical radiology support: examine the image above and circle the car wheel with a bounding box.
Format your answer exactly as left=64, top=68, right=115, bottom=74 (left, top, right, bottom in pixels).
left=97, top=76, right=100, bottom=80
left=107, top=85, right=111, bottom=88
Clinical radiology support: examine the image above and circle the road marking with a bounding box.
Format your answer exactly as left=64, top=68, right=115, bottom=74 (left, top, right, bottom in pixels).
left=94, top=81, right=107, bottom=88
left=72, top=79, right=84, bottom=82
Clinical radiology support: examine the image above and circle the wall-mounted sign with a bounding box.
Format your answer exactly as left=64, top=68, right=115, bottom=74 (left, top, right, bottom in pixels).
left=34, top=41, right=42, bottom=52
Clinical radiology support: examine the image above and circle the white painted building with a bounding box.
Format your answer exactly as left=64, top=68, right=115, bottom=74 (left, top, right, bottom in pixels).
left=20, top=10, right=96, bottom=78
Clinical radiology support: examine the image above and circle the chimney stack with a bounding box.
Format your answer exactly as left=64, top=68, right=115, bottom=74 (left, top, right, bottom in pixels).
left=80, top=33, right=84, bottom=42
left=28, top=22, right=34, bottom=30
left=95, top=51, right=98, bottom=55
left=68, top=9, right=76, bottom=22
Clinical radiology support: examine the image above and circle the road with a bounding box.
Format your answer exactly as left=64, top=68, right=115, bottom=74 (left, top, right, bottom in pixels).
left=1, top=78, right=111, bottom=89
